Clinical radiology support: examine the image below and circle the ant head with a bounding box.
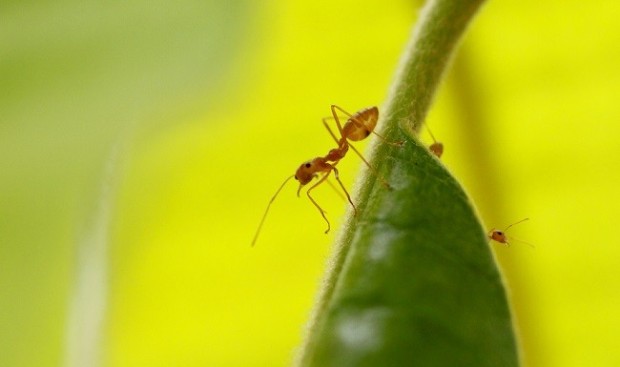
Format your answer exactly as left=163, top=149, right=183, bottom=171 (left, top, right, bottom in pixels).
left=488, top=229, right=508, bottom=244
left=295, top=161, right=316, bottom=185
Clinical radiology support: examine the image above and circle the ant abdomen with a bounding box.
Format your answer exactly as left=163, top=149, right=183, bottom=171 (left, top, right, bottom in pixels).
left=342, top=106, right=378, bottom=141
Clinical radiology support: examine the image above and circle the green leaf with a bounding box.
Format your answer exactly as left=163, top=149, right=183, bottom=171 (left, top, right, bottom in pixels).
left=296, top=0, right=520, bottom=366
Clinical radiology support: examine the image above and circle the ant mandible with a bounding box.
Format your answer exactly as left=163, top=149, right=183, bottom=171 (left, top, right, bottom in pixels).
left=251, top=105, right=402, bottom=247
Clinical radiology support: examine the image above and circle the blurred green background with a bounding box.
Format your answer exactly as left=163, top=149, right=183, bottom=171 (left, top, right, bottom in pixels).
left=1, top=0, right=619, bottom=366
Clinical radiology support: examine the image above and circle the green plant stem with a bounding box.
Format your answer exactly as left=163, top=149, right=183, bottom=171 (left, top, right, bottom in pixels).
left=385, top=0, right=487, bottom=135
left=296, top=0, right=519, bottom=366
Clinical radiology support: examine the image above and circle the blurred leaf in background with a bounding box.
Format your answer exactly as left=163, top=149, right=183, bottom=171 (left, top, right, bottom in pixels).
left=1, top=0, right=256, bottom=366
left=1, top=0, right=619, bottom=367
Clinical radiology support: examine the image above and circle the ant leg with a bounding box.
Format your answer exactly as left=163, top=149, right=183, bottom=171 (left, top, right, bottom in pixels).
left=369, top=129, right=404, bottom=146
left=322, top=113, right=354, bottom=136
left=331, top=166, right=357, bottom=216
left=330, top=105, right=347, bottom=136
left=347, top=143, right=392, bottom=189
left=306, top=170, right=332, bottom=233
left=331, top=105, right=354, bottom=119
left=322, top=118, right=341, bottom=144
left=427, top=124, right=438, bottom=143
left=325, top=177, right=347, bottom=201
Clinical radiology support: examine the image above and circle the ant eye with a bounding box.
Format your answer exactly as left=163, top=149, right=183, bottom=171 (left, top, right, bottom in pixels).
left=305, top=163, right=311, bottom=168
left=294, top=175, right=298, bottom=180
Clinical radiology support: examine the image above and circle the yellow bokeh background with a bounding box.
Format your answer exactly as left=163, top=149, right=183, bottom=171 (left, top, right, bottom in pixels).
left=2, top=0, right=619, bottom=366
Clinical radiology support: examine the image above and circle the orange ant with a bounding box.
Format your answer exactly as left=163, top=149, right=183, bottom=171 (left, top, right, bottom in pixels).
left=426, top=125, right=443, bottom=158
left=251, top=105, right=402, bottom=247
left=488, top=218, right=534, bottom=247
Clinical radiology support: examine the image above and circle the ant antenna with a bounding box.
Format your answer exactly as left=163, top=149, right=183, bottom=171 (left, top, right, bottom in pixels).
left=503, top=217, right=529, bottom=231
left=251, top=175, right=295, bottom=247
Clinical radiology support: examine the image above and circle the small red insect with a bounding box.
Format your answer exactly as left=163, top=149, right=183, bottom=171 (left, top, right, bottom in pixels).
left=426, top=125, right=443, bottom=158
left=488, top=218, right=533, bottom=247
left=251, top=105, right=401, bottom=246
